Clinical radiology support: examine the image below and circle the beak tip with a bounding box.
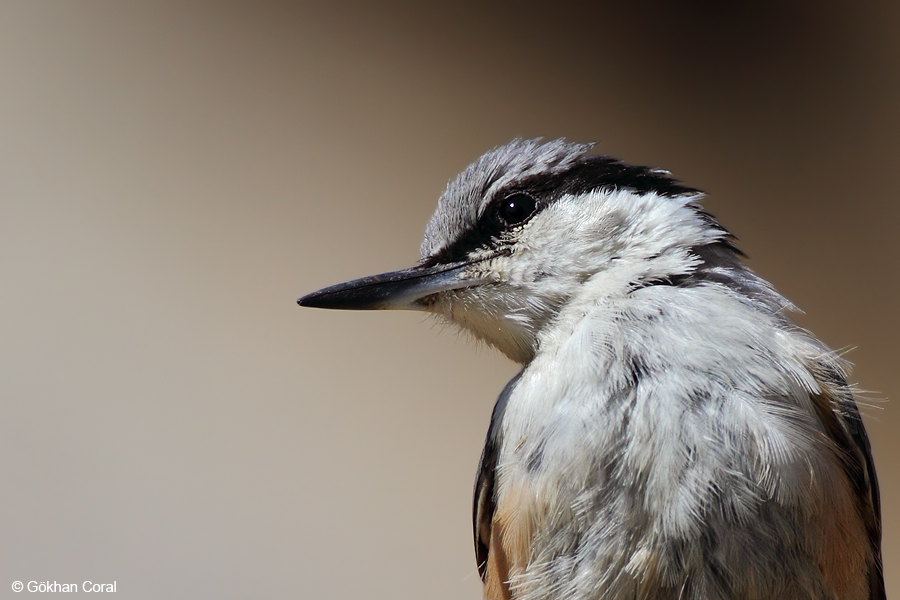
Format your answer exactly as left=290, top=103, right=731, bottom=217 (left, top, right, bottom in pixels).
left=297, top=292, right=324, bottom=308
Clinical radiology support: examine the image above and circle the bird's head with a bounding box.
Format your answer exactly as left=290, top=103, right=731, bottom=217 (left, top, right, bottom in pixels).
left=299, top=139, right=745, bottom=364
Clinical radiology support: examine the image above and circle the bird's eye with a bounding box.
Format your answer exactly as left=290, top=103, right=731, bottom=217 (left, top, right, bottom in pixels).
left=498, top=193, right=537, bottom=226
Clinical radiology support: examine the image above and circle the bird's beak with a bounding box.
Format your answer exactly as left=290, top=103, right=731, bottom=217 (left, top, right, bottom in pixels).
left=298, top=260, right=476, bottom=311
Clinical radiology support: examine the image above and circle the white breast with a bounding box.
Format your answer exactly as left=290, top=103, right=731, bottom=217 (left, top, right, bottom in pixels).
left=493, top=283, right=849, bottom=599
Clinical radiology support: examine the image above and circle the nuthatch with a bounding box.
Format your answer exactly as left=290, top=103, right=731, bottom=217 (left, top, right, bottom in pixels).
left=298, top=139, right=884, bottom=600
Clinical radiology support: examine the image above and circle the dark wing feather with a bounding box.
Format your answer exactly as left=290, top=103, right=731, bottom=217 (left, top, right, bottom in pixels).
left=842, top=402, right=885, bottom=600
left=474, top=371, right=523, bottom=579
left=811, top=372, right=884, bottom=600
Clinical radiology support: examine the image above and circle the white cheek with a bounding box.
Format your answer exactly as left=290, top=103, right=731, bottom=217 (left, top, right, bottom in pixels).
left=510, top=198, right=618, bottom=283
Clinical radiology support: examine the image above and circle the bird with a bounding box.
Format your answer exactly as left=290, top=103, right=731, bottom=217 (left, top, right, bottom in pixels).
left=297, top=139, right=884, bottom=600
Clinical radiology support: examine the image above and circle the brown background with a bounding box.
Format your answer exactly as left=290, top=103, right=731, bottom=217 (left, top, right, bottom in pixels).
left=0, top=2, right=896, bottom=598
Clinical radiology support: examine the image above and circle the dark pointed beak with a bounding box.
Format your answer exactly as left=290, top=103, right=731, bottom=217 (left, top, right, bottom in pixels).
left=298, top=260, right=475, bottom=310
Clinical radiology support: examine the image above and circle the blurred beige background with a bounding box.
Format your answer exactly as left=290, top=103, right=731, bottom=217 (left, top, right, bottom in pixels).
left=0, top=2, right=896, bottom=598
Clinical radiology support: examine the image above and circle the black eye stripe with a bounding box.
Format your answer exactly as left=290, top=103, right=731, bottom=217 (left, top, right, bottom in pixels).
left=422, top=154, right=700, bottom=267
left=420, top=193, right=542, bottom=267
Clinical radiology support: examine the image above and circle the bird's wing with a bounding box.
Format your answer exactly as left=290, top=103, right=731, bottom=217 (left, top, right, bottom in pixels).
left=474, top=371, right=523, bottom=582
left=812, top=372, right=885, bottom=600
